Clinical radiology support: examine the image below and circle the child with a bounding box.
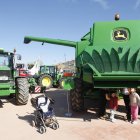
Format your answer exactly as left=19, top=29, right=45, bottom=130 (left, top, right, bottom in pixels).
left=106, top=91, right=119, bottom=122
left=129, top=88, right=140, bottom=124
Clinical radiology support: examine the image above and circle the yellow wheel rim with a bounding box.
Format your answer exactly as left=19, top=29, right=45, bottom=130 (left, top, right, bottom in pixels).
left=42, top=77, right=51, bottom=87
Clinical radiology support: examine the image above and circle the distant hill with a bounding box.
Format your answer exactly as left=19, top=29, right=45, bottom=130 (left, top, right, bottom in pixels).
left=56, top=60, right=75, bottom=72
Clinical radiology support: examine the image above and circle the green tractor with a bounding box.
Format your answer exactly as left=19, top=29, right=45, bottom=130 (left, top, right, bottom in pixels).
left=36, top=65, right=73, bottom=89
left=0, top=48, right=29, bottom=105
left=24, top=15, right=140, bottom=111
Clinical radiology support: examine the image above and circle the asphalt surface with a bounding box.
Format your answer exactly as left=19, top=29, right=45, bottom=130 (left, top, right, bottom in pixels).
left=0, top=88, right=140, bottom=140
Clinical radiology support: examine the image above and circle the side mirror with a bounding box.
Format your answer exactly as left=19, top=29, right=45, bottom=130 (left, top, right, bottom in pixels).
left=17, top=55, right=21, bottom=60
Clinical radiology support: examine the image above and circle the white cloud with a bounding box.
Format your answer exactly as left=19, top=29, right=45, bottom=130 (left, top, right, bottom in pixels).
left=91, top=0, right=109, bottom=9
left=134, top=0, right=140, bottom=9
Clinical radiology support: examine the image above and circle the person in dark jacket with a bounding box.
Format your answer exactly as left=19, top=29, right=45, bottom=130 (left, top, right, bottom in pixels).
left=98, top=89, right=108, bottom=119
left=122, top=88, right=131, bottom=122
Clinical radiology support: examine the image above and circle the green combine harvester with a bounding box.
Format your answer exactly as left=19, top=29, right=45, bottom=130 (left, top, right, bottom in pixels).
left=0, top=48, right=29, bottom=105
left=24, top=15, right=140, bottom=111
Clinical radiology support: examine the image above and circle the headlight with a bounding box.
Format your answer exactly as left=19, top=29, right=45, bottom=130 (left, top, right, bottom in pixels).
left=0, top=76, right=8, bottom=80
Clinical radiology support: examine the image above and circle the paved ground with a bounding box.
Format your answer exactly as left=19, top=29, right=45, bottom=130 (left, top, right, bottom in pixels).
left=0, top=88, right=140, bottom=140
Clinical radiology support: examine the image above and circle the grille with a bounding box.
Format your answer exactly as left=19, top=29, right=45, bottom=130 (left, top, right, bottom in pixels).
left=0, top=70, right=11, bottom=77
left=0, top=70, right=11, bottom=82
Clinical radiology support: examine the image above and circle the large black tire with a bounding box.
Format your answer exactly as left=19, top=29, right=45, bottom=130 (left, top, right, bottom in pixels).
left=38, top=74, right=53, bottom=89
left=16, top=78, right=29, bottom=105
left=70, top=78, right=84, bottom=111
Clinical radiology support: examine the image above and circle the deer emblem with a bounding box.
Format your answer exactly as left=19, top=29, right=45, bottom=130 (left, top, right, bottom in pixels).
left=115, top=31, right=126, bottom=39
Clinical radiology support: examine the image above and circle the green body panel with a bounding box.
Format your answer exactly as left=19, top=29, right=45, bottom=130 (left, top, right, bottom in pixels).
left=63, top=78, right=74, bottom=90
left=0, top=83, right=11, bottom=88
left=0, top=89, right=15, bottom=96
left=24, top=20, right=140, bottom=89
left=28, top=77, right=37, bottom=86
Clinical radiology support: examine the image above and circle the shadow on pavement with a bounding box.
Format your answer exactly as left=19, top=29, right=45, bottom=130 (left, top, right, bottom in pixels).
left=0, top=100, right=3, bottom=108
left=30, top=89, right=100, bottom=121
left=16, top=113, right=34, bottom=126
left=30, top=89, right=127, bottom=122
left=0, top=96, right=16, bottom=107
left=45, top=89, right=101, bottom=121
left=117, top=104, right=126, bottom=113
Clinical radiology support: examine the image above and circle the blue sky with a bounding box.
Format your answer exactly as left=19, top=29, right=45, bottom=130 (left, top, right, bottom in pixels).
left=1, top=0, right=140, bottom=65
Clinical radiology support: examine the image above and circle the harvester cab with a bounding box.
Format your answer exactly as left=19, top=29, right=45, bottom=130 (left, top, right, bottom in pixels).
left=24, top=15, right=140, bottom=111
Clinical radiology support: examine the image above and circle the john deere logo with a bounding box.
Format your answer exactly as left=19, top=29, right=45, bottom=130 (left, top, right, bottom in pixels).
left=113, top=29, right=128, bottom=41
